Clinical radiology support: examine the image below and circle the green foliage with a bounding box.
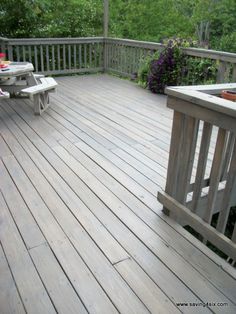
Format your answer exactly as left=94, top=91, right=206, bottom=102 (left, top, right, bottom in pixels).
left=0, top=0, right=235, bottom=52
left=109, top=0, right=194, bottom=42
left=138, top=39, right=218, bottom=94
left=0, top=0, right=103, bottom=38
left=109, top=0, right=236, bottom=52
left=214, top=32, right=236, bottom=53
left=137, top=52, right=160, bottom=88
left=182, top=57, right=218, bottom=85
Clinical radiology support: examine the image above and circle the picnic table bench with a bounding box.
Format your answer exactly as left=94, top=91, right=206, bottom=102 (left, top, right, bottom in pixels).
left=21, top=77, right=57, bottom=115
left=0, top=62, right=57, bottom=115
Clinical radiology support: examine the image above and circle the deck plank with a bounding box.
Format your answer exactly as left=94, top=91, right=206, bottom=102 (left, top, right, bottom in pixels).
left=0, top=192, right=56, bottom=314
left=0, top=74, right=236, bottom=313
left=29, top=243, right=88, bottom=314
left=0, top=244, right=26, bottom=314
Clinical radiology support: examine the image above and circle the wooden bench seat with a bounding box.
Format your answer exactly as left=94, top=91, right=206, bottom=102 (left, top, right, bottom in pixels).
left=22, top=77, right=57, bottom=95
left=21, top=77, right=57, bottom=115
left=33, top=73, right=45, bottom=81
left=0, top=91, right=10, bottom=99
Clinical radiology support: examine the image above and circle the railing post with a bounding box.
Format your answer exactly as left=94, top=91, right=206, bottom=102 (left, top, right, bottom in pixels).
left=0, top=37, right=9, bottom=55
left=163, top=103, right=199, bottom=217
left=103, top=38, right=108, bottom=72
left=104, top=0, right=109, bottom=38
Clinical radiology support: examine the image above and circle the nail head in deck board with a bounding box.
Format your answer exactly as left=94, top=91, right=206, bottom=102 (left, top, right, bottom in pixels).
left=0, top=192, right=56, bottom=314
left=0, top=244, right=26, bottom=314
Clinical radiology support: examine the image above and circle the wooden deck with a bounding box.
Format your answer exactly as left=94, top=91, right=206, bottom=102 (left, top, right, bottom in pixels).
left=0, top=74, right=235, bottom=314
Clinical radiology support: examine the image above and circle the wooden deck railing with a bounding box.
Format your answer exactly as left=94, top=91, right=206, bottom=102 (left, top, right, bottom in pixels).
left=0, top=37, right=104, bottom=75
left=104, top=38, right=236, bottom=83
left=158, top=83, right=236, bottom=262
left=1, top=37, right=236, bottom=83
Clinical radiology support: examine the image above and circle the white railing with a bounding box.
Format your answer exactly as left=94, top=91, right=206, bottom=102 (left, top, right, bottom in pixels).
left=1, top=37, right=236, bottom=82
left=158, top=83, right=236, bottom=262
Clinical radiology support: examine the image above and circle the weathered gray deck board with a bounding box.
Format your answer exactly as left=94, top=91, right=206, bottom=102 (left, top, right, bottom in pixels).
left=0, top=74, right=236, bottom=313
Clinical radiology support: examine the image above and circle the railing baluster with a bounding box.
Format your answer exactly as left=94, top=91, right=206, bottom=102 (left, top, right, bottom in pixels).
left=124, top=46, right=128, bottom=75
left=191, top=122, right=213, bottom=213
left=221, top=133, right=236, bottom=180
left=164, top=111, right=185, bottom=214
left=8, top=45, right=13, bottom=61
left=84, top=44, right=87, bottom=68
left=28, top=46, right=32, bottom=63
left=94, top=43, right=98, bottom=68
left=22, top=46, right=26, bottom=61
left=34, top=45, right=38, bottom=72
left=217, top=61, right=227, bottom=83
left=73, top=44, right=76, bottom=69
left=46, top=45, right=50, bottom=72
left=79, top=45, right=82, bottom=68
left=204, top=128, right=228, bottom=223
left=52, top=45, right=55, bottom=72
left=232, top=64, right=236, bottom=82
left=68, top=44, right=71, bottom=70
left=176, top=116, right=199, bottom=205
left=63, top=44, right=66, bottom=70
left=118, top=45, right=122, bottom=71
left=99, top=43, right=102, bottom=68
left=216, top=139, right=236, bottom=234
left=40, top=45, right=44, bottom=72
left=16, top=46, right=20, bottom=61
left=89, top=44, right=92, bottom=66
left=57, top=45, right=61, bottom=71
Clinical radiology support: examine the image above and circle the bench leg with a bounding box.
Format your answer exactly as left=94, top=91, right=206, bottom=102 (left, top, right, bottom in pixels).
left=33, top=91, right=50, bottom=115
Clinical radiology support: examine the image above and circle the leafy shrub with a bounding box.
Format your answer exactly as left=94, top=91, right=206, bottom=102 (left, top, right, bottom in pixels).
left=181, top=57, right=218, bottom=85
left=212, top=32, right=236, bottom=54
left=137, top=51, right=160, bottom=88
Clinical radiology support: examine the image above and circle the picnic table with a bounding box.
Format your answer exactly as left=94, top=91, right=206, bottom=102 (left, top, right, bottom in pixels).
left=0, top=62, right=57, bottom=115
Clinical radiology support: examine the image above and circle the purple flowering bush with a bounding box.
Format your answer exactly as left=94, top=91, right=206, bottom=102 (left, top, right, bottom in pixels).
left=138, top=38, right=218, bottom=94
left=147, top=39, right=186, bottom=94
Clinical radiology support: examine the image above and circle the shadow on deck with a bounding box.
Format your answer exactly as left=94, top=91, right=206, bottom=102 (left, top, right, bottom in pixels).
left=0, top=74, right=235, bottom=314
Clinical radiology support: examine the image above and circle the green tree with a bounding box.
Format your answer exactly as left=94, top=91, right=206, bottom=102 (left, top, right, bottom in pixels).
left=0, top=0, right=103, bottom=38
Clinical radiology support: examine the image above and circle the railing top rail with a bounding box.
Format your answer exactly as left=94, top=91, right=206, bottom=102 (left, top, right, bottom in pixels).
left=183, top=47, right=236, bottom=63
left=105, top=37, right=164, bottom=49
left=7, top=37, right=104, bottom=45
left=0, top=37, right=9, bottom=42
left=106, top=37, right=236, bottom=63
left=166, top=83, right=236, bottom=118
